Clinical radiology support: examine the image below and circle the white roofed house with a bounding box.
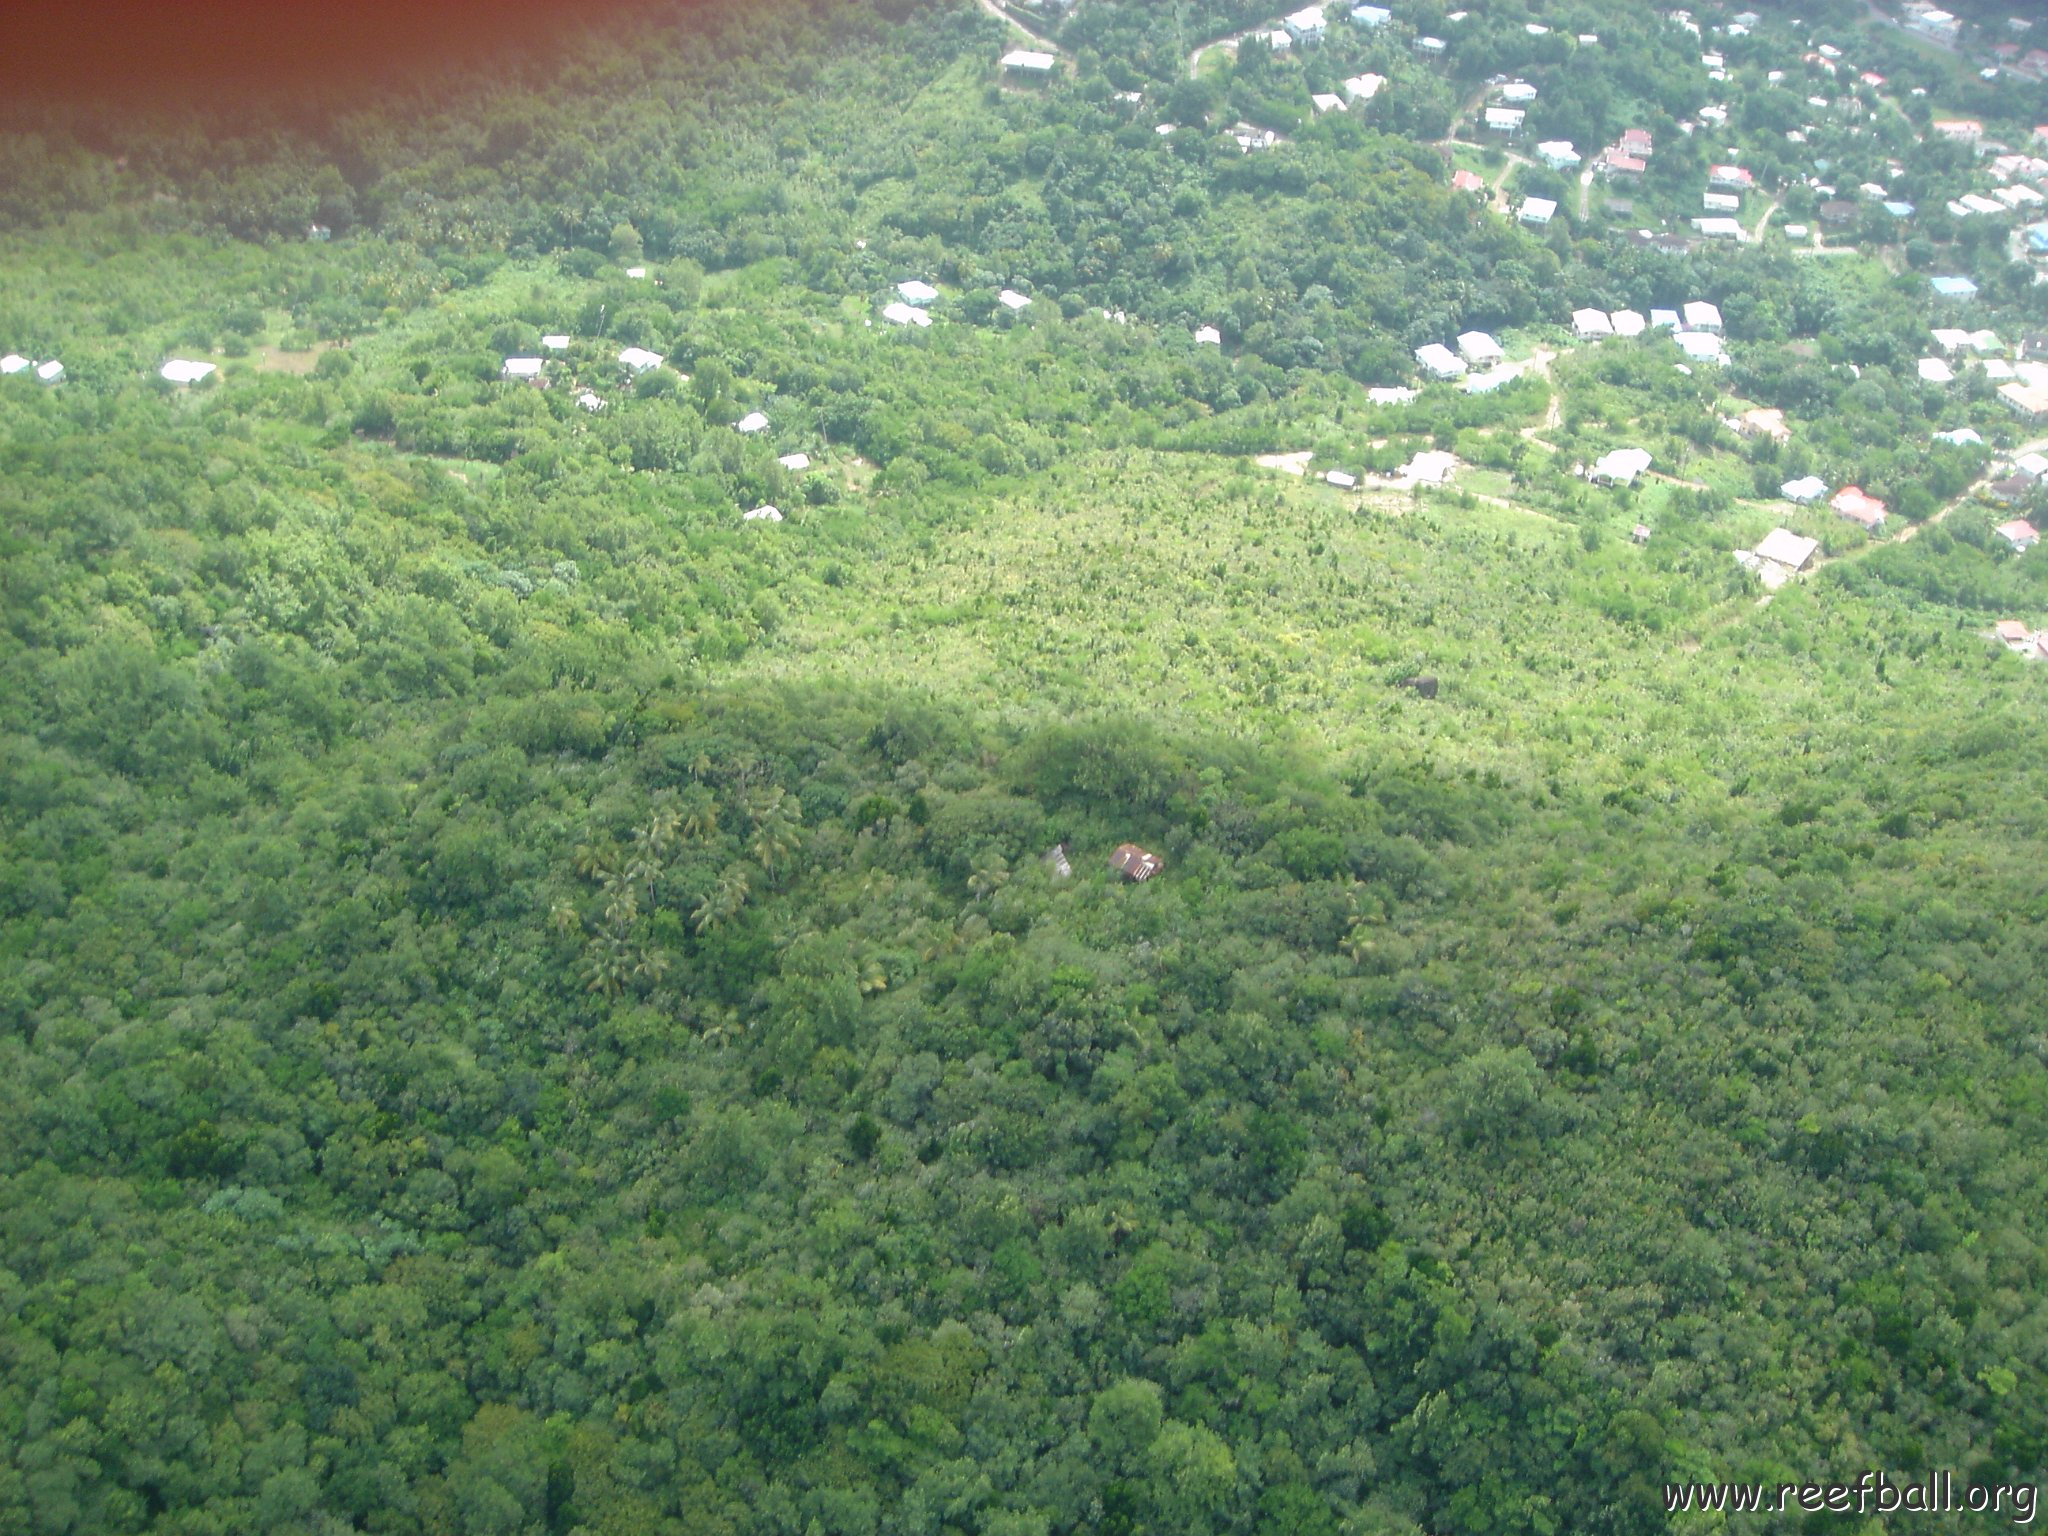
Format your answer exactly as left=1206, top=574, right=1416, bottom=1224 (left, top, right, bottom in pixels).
left=1650, top=308, right=1681, bottom=330
left=1194, top=325, right=1223, bottom=346
left=1918, top=357, right=1956, bottom=384
left=576, top=391, right=605, bottom=412
left=540, top=334, right=572, bottom=351
left=778, top=452, right=812, bottom=471
left=999, top=289, right=1033, bottom=311
left=0, top=354, right=28, bottom=375
left=1001, top=49, right=1058, bottom=75
left=501, top=356, right=546, bottom=383
left=1325, top=469, right=1358, bottom=488
left=1465, top=364, right=1520, bottom=394
left=1342, top=73, right=1386, bottom=102
left=1781, top=474, right=1828, bottom=504
left=1312, top=94, right=1346, bottom=114
left=1367, top=385, right=1418, bottom=404
left=1536, top=141, right=1581, bottom=171
left=897, top=279, right=939, bottom=306
left=735, top=411, right=770, bottom=433
left=1484, top=107, right=1527, bottom=137
left=1682, top=301, right=1722, bottom=334
left=618, top=346, right=664, bottom=374
left=1283, top=5, right=1327, bottom=41
left=1457, top=331, right=1504, bottom=365
left=1674, top=330, right=1727, bottom=365
left=882, top=301, right=933, bottom=327
left=1414, top=342, right=1467, bottom=379
left=1702, top=192, right=1741, bottom=213
left=743, top=505, right=784, bottom=522
left=1573, top=308, right=1615, bottom=340
left=1518, top=197, right=1558, bottom=226
left=1499, top=82, right=1539, bottom=104
left=160, top=359, right=216, bottom=385
left=1589, top=447, right=1653, bottom=486
left=1612, top=310, right=1647, bottom=337
left=36, top=360, right=65, bottom=384
left=1755, top=527, right=1821, bottom=574
left=1693, top=217, right=1744, bottom=240
left=1351, top=3, right=1391, bottom=26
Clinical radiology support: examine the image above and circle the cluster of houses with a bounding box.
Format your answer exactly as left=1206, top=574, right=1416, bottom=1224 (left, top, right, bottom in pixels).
left=2, top=353, right=66, bottom=384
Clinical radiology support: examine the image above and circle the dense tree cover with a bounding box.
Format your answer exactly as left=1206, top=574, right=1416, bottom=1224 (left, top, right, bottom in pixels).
left=8, top=2, right=2048, bottom=1534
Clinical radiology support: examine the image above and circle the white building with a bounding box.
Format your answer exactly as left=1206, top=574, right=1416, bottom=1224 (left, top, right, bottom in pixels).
left=1918, top=357, right=1956, bottom=384
left=1194, top=325, right=1223, bottom=346
left=1457, top=331, right=1504, bottom=365
left=743, top=505, right=784, bottom=522
left=1325, top=469, right=1358, bottom=488
left=999, top=289, right=1033, bottom=311
left=1755, top=528, right=1821, bottom=571
left=1703, top=191, right=1741, bottom=213
left=897, top=279, right=939, bottom=306
left=1351, top=4, right=1391, bottom=26
left=1001, top=50, right=1058, bottom=74
left=1590, top=447, right=1653, bottom=486
left=1693, top=216, right=1745, bottom=239
left=1283, top=5, right=1327, bottom=41
left=778, top=452, right=812, bottom=471
left=1674, top=331, right=1727, bottom=364
left=160, top=359, right=215, bottom=385
left=1682, top=300, right=1723, bottom=333
left=735, top=411, right=770, bottom=433
left=540, top=334, right=571, bottom=351
left=577, top=391, right=605, bottom=412
left=1781, top=475, right=1828, bottom=504
left=1465, top=364, right=1520, bottom=394
left=36, top=360, right=64, bottom=384
left=1415, top=342, right=1467, bottom=378
left=1536, top=141, right=1581, bottom=171
left=1519, top=197, right=1558, bottom=225
left=1612, top=310, right=1647, bottom=337
left=1311, top=93, right=1346, bottom=114
left=882, top=301, right=933, bottom=327
left=0, top=354, right=28, bottom=375
left=1499, top=82, right=1538, bottom=104
left=1573, top=308, right=1615, bottom=339
left=501, top=357, right=545, bottom=381
left=1484, top=107, right=1527, bottom=136
left=618, top=347, right=663, bottom=374
left=1650, top=308, right=1681, bottom=330
left=1343, top=73, right=1386, bottom=101
left=1367, top=385, right=1419, bottom=404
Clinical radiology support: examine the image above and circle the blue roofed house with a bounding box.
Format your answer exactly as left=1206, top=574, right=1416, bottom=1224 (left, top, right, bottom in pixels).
left=1931, top=275, right=1979, bottom=300
left=1884, top=201, right=1915, bottom=220
left=1350, top=3, right=1390, bottom=27
left=2028, top=223, right=2048, bottom=256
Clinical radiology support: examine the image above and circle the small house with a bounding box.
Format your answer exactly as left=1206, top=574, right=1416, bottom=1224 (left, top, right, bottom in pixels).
left=1682, top=300, right=1723, bottom=334
left=897, top=279, right=939, bottom=306
left=2006, top=383, right=2048, bottom=420
left=0, top=354, right=28, bottom=375
left=1325, top=469, right=1358, bottom=488
left=1781, top=475, right=1828, bottom=504
left=1708, top=164, right=1754, bottom=191
left=501, top=357, right=546, bottom=382
left=1611, top=310, right=1647, bottom=337
left=35, top=360, right=64, bottom=384
left=735, top=411, right=770, bottom=433
left=1931, top=276, right=1979, bottom=301
left=160, top=359, right=215, bottom=385
left=1110, top=844, right=1164, bottom=882
left=1343, top=73, right=1386, bottom=101
left=1650, top=308, right=1681, bottom=330
left=1693, top=217, right=1744, bottom=240
left=1602, top=151, right=1646, bottom=181
left=1830, top=486, right=1887, bottom=530
left=1632, top=523, right=1652, bottom=543
left=1573, top=308, right=1615, bottom=340
left=1934, top=427, right=1984, bottom=446
left=1499, top=82, right=1539, bottom=104
left=1368, top=385, right=1418, bottom=404
left=743, top=505, right=784, bottom=522
left=778, top=452, right=812, bottom=471
left=1518, top=197, right=1558, bottom=226
left=1991, top=476, right=2035, bottom=504
left=1996, top=518, right=2040, bottom=550
left=1194, top=325, right=1223, bottom=346
left=1351, top=4, right=1391, bottom=26
left=1735, top=407, right=1790, bottom=442
left=576, top=391, right=605, bottom=412
left=1590, top=447, right=1653, bottom=486
left=1755, top=528, right=1821, bottom=570
left=1995, top=619, right=2032, bottom=647
left=1001, top=49, right=1058, bottom=74
left=1703, top=191, right=1741, bottom=213
left=1484, top=107, right=1527, bottom=136
left=1917, top=358, right=1956, bottom=384
left=882, top=301, right=933, bottom=327
left=541, top=334, right=572, bottom=351
left=1457, top=331, right=1504, bottom=365
left=1311, top=93, right=1346, bottom=114
left=999, top=289, right=1033, bottom=311
left=618, top=346, right=663, bottom=374
left=1620, top=128, right=1654, bottom=158
left=1451, top=168, right=1487, bottom=194
left=1283, top=4, right=1327, bottom=41
left=1415, top=343, right=1466, bottom=379
left=1465, top=365, right=1519, bottom=394
left=1537, top=141, right=1581, bottom=171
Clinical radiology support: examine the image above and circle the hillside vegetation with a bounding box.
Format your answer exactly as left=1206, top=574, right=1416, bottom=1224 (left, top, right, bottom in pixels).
left=4, top=2, right=2048, bottom=1534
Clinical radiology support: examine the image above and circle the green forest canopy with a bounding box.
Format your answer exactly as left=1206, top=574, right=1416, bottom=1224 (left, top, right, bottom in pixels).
left=3, top=2, right=2048, bottom=1533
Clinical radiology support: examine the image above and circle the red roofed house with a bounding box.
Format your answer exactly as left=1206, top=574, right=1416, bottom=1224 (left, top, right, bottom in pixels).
left=1601, top=149, right=1646, bottom=181
left=1995, top=618, right=2032, bottom=647
left=1830, top=486, right=1888, bottom=530
left=1620, top=128, right=1654, bottom=157
left=1109, top=844, right=1164, bottom=882
left=1995, top=518, right=2040, bottom=551
left=1933, top=119, right=1984, bottom=142
left=1451, top=168, right=1487, bottom=194
left=1709, top=164, right=1756, bottom=191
